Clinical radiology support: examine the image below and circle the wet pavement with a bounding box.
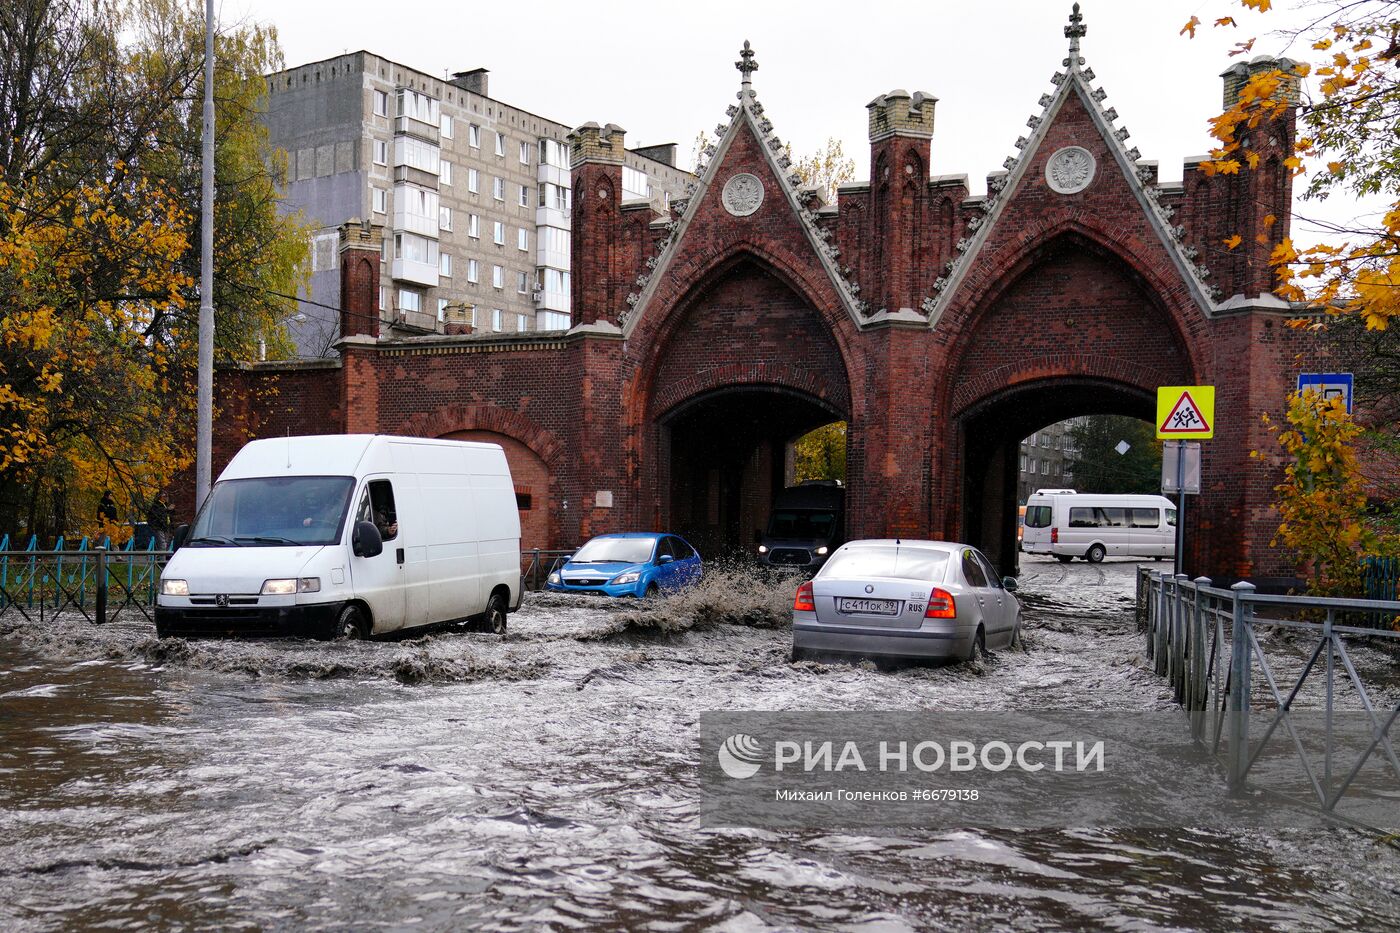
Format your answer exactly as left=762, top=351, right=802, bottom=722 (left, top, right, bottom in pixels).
left=2, top=557, right=1400, bottom=931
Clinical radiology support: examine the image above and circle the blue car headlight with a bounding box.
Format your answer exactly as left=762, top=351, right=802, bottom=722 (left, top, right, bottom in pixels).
left=613, top=571, right=641, bottom=585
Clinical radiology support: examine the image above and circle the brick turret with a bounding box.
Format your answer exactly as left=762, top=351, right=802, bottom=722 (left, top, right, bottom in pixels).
left=338, top=218, right=383, bottom=340
left=866, top=89, right=936, bottom=313
left=568, top=122, right=627, bottom=326
left=1219, top=56, right=1300, bottom=299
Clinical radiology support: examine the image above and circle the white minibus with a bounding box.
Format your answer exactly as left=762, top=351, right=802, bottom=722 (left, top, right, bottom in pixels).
left=156, top=435, right=523, bottom=639
left=1020, top=491, right=1177, bottom=563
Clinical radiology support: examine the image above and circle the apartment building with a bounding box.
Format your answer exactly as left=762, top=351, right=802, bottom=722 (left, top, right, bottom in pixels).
left=1018, top=420, right=1079, bottom=504
left=265, top=52, right=692, bottom=354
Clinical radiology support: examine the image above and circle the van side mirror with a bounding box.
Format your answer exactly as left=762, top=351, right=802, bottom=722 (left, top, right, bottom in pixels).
left=657, top=554, right=674, bottom=565
left=1002, top=576, right=1018, bottom=592
left=171, top=524, right=189, bottom=551
left=352, top=520, right=383, bottom=558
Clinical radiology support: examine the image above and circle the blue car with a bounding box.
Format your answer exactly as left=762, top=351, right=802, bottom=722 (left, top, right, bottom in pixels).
left=546, top=532, right=702, bottom=597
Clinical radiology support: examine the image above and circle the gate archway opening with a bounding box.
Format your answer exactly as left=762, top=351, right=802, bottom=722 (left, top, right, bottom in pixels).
left=960, top=378, right=1157, bottom=576
left=661, top=387, right=846, bottom=560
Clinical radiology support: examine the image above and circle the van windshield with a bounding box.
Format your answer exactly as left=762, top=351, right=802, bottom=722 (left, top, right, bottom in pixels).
left=187, top=476, right=356, bottom=547
left=766, top=510, right=838, bottom=540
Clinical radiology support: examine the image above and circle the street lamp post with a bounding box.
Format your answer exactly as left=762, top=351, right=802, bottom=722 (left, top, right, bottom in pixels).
left=195, top=0, right=215, bottom=508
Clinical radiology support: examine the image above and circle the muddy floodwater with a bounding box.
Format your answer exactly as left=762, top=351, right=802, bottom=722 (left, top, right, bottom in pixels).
left=3, top=558, right=1400, bottom=931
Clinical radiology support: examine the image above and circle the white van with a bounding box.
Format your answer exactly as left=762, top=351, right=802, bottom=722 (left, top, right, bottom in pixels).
left=1020, top=492, right=1177, bottom=563
left=156, top=435, right=523, bottom=639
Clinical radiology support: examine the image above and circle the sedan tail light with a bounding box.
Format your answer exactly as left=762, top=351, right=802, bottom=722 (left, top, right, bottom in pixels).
left=925, top=587, right=957, bottom=619
left=793, top=581, right=815, bottom=612
left=1051, top=527, right=1059, bottom=544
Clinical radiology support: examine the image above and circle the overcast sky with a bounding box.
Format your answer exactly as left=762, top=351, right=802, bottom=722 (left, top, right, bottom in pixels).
left=224, top=0, right=1375, bottom=238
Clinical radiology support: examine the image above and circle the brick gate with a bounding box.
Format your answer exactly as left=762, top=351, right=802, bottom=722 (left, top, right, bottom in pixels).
left=214, top=12, right=1320, bottom=581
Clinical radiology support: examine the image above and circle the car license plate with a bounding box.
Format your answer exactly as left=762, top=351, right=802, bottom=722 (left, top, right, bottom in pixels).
left=837, top=597, right=899, bottom=615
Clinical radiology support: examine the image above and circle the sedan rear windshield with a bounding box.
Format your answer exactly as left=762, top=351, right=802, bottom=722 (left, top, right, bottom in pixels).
left=571, top=537, right=655, bottom=564
left=821, top=547, right=949, bottom=582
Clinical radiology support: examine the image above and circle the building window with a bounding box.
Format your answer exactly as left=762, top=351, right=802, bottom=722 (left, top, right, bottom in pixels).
left=468, top=123, right=481, bottom=148
left=492, top=308, right=502, bottom=331
left=437, top=297, right=449, bottom=321
left=518, top=184, right=531, bottom=207
left=440, top=206, right=453, bottom=231
left=1019, top=453, right=1027, bottom=471
left=379, top=285, right=389, bottom=310
left=553, top=184, right=570, bottom=211
left=519, top=141, right=532, bottom=164
left=373, top=89, right=388, bottom=116
left=517, top=270, right=529, bottom=293
left=440, top=113, right=454, bottom=139
left=494, top=131, right=505, bottom=157
left=1042, top=459, right=1050, bottom=475
left=440, top=160, right=452, bottom=185
left=398, top=289, right=421, bottom=313
left=540, top=138, right=567, bottom=168
left=517, top=228, right=529, bottom=251
left=467, top=213, right=480, bottom=238
left=492, top=265, right=504, bottom=289
left=373, top=139, right=388, bottom=165
left=516, top=314, right=527, bottom=333
left=467, top=168, right=479, bottom=193
left=372, top=187, right=386, bottom=214
left=466, top=259, right=479, bottom=283
left=493, top=177, right=505, bottom=201
left=440, top=252, right=452, bottom=277
left=493, top=221, right=504, bottom=245
left=1028, top=457, right=1037, bottom=474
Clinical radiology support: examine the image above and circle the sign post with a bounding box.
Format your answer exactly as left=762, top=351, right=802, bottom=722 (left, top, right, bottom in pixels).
left=1157, top=386, right=1215, bottom=576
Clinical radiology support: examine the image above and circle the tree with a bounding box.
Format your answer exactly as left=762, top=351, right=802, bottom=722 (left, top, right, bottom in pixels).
left=792, top=422, right=847, bottom=483
left=1064, top=416, right=1163, bottom=495
left=1257, top=390, right=1398, bottom=596
left=0, top=0, right=307, bottom=541
left=1188, top=1, right=1400, bottom=335
left=786, top=137, right=856, bottom=203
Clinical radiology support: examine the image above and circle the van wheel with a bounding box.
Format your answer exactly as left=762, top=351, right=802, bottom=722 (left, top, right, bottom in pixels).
left=482, top=591, right=508, bottom=635
left=334, top=604, right=369, bottom=640
left=1086, top=544, right=1106, bottom=564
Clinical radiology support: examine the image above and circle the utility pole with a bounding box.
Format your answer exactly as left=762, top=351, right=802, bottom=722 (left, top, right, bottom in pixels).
left=196, top=0, right=215, bottom=508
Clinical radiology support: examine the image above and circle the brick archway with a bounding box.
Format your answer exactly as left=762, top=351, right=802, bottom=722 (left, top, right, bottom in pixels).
left=398, top=404, right=564, bottom=549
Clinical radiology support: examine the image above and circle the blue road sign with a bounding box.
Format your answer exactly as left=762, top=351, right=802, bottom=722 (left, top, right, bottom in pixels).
left=1297, top=372, right=1354, bottom=414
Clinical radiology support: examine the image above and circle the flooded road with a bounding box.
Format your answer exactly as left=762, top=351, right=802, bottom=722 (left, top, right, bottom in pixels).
left=3, top=558, right=1399, bottom=931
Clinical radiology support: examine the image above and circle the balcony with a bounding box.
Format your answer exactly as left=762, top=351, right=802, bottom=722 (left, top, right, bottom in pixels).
left=535, top=205, right=570, bottom=231
left=394, top=165, right=438, bottom=189
left=391, top=257, right=439, bottom=287
left=394, top=115, right=439, bottom=145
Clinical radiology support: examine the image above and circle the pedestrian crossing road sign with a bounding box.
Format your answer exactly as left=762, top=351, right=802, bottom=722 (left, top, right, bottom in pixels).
left=1156, top=386, right=1215, bottom=439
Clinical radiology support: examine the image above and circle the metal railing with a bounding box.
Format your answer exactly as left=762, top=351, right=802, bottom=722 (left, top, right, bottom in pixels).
left=0, top=540, right=170, bottom=625
left=520, top=548, right=574, bottom=591
left=1138, top=567, right=1400, bottom=814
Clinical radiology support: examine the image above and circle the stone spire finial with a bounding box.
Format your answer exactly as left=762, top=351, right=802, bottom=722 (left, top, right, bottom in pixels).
left=1065, top=3, right=1087, bottom=57
left=736, top=40, right=758, bottom=90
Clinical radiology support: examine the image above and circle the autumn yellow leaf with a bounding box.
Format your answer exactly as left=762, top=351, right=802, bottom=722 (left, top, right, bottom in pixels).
left=1180, top=15, right=1200, bottom=37
left=1223, top=234, right=1243, bottom=250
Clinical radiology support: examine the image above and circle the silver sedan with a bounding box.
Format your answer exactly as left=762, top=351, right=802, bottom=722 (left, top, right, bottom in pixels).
left=790, top=539, right=1022, bottom=664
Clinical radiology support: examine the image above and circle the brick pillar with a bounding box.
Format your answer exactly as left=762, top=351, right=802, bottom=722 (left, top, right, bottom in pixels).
left=866, top=90, right=935, bottom=313
left=339, top=218, right=384, bottom=339
left=568, top=122, right=626, bottom=326
left=1219, top=57, right=1299, bottom=299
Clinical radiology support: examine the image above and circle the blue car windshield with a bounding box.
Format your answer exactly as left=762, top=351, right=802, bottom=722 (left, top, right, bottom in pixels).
left=571, top=537, right=655, bottom=564
left=187, top=476, right=355, bottom=547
